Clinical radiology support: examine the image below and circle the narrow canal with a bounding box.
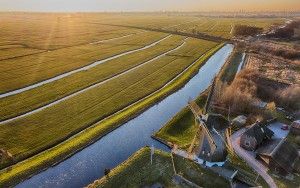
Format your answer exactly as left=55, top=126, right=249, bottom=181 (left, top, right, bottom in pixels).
left=17, top=44, right=234, bottom=188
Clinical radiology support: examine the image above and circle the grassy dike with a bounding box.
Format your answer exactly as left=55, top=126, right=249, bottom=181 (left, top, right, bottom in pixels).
left=88, top=147, right=230, bottom=188
left=0, top=43, right=225, bottom=187
left=153, top=89, right=209, bottom=149
left=87, top=147, right=176, bottom=187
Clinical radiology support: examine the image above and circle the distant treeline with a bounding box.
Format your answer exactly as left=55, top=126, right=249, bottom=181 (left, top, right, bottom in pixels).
left=250, top=44, right=300, bottom=60
left=233, top=25, right=263, bottom=37
left=267, top=20, right=300, bottom=39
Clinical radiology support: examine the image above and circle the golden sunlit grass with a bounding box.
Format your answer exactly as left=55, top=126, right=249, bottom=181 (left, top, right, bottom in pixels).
left=0, top=35, right=184, bottom=120
left=0, top=12, right=285, bottom=187
left=88, top=147, right=230, bottom=188
left=92, top=14, right=284, bottom=39
left=0, top=38, right=219, bottom=169
left=0, top=43, right=223, bottom=187
left=0, top=31, right=166, bottom=93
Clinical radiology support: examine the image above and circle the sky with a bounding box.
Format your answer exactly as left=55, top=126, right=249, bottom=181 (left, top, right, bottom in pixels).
left=0, top=0, right=299, bottom=12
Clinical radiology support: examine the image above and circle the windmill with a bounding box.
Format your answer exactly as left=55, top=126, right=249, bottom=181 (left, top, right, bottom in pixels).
left=188, top=78, right=231, bottom=162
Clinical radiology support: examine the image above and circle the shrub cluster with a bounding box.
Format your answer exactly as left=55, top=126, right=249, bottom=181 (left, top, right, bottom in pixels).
left=233, top=25, right=263, bottom=37
left=220, top=69, right=259, bottom=114
left=250, top=44, right=300, bottom=60
left=267, top=20, right=300, bottom=39
left=276, top=85, right=300, bottom=110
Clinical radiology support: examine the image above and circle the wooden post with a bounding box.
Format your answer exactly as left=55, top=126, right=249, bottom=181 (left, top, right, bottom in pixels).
left=150, top=145, right=154, bottom=165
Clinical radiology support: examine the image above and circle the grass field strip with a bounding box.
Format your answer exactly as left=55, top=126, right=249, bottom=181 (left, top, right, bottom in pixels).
left=0, top=36, right=187, bottom=125
left=89, top=31, right=147, bottom=45
left=0, top=43, right=222, bottom=186
left=163, top=19, right=200, bottom=30
left=0, top=34, right=171, bottom=99
left=76, top=39, right=215, bottom=133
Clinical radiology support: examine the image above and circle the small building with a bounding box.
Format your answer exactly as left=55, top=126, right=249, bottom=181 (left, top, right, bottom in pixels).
left=291, top=120, right=300, bottom=135
left=232, top=115, right=247, bottom=127
left=256, top=139, right=300, bottom=175
left=240, top=123, right=274, bottom=151
left=254, top=100, right=267, bottom=109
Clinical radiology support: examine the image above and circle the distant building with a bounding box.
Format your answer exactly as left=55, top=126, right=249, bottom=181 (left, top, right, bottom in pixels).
left=256, top=139, right=300, bottom=175
left=291, top=120, right=300, bottom=135
left=240, top=123, right=274, bottom=151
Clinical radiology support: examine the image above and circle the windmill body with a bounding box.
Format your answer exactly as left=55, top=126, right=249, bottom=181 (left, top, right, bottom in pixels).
left=188, top=100, right=228, bottom=162
left=189, top=80, right=229, bottom=162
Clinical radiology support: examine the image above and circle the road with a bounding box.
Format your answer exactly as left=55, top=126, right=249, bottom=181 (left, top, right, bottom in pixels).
left=231, top=128, right=277, bottom=188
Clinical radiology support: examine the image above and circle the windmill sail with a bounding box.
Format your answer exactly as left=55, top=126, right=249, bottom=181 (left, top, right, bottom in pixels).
left=188, top=100, right=217, bottom=156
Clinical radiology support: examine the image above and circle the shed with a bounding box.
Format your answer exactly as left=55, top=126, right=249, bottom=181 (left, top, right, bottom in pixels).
left=256, top=139, right=300, bottom=175
left=240, top=122, right=274, bottom=151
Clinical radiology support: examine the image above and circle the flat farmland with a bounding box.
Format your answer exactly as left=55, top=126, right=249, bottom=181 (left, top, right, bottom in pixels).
left=0, top=13, right=283, bottom=185
left=0, top=13, right=141, bottom=50
left=0, top=37, right=218, bottom=168
left=0, top=45, right=45, bottom=61
left=169, top=18, right=284, bottom=38
left=0, top=35, right=185, bottom=120
left=92, top=14, right=284, bottom=39
left=0, top=31, right=167, bottom=93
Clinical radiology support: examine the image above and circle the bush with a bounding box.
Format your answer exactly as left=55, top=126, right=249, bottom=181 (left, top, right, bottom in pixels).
left=277, top=86, right=300, bottom=110
left=233, top=25, right=263, bottom=37
left=250, top=43, right=300, bottom=60
left=220, top=69, right=259, bottom=114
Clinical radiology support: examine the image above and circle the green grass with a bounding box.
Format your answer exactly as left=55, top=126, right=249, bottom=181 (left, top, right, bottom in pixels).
left=0, top=32, right=167, bottom=93
left=88, top=147, right=230, bottom=188
left=0, top=43, right=224, bottom=187
left=173, top=154, right=231, bottom=188
left=0, top=35, right=185, bottom=120
left=88, top=147, right=176, bottom=188
left=154, top=90, right=209, bottom=148
left=0, top=39, right=219, bottom=169
left=219, top=48, right=244, bottom=83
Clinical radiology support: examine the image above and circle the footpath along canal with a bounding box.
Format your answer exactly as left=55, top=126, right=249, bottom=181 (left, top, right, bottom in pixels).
left=17, top=44, right=234, bottom=188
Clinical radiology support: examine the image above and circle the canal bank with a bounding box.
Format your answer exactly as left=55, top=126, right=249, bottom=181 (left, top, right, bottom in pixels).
left=0, top=43, right=233, bottom=188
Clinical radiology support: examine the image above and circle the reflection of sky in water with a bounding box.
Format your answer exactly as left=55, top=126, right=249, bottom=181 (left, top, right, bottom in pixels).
left=17, top=44, right=234, bottom=188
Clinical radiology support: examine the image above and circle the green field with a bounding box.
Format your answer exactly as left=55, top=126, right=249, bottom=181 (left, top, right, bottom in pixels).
left=0, top=37, right=219, bottom=168
left=0, top=12, right=285, bottom=186
left=0, top=44, right=224, bottom=186
left=92, top=14, right=284, bottom=39
left=88, top=147, right=230, bottom=188
left=0, top=13, right=282, bottom=93
left=0, top=31, right=167, bottom=93
left=0, top=35, right=185, bottom=120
